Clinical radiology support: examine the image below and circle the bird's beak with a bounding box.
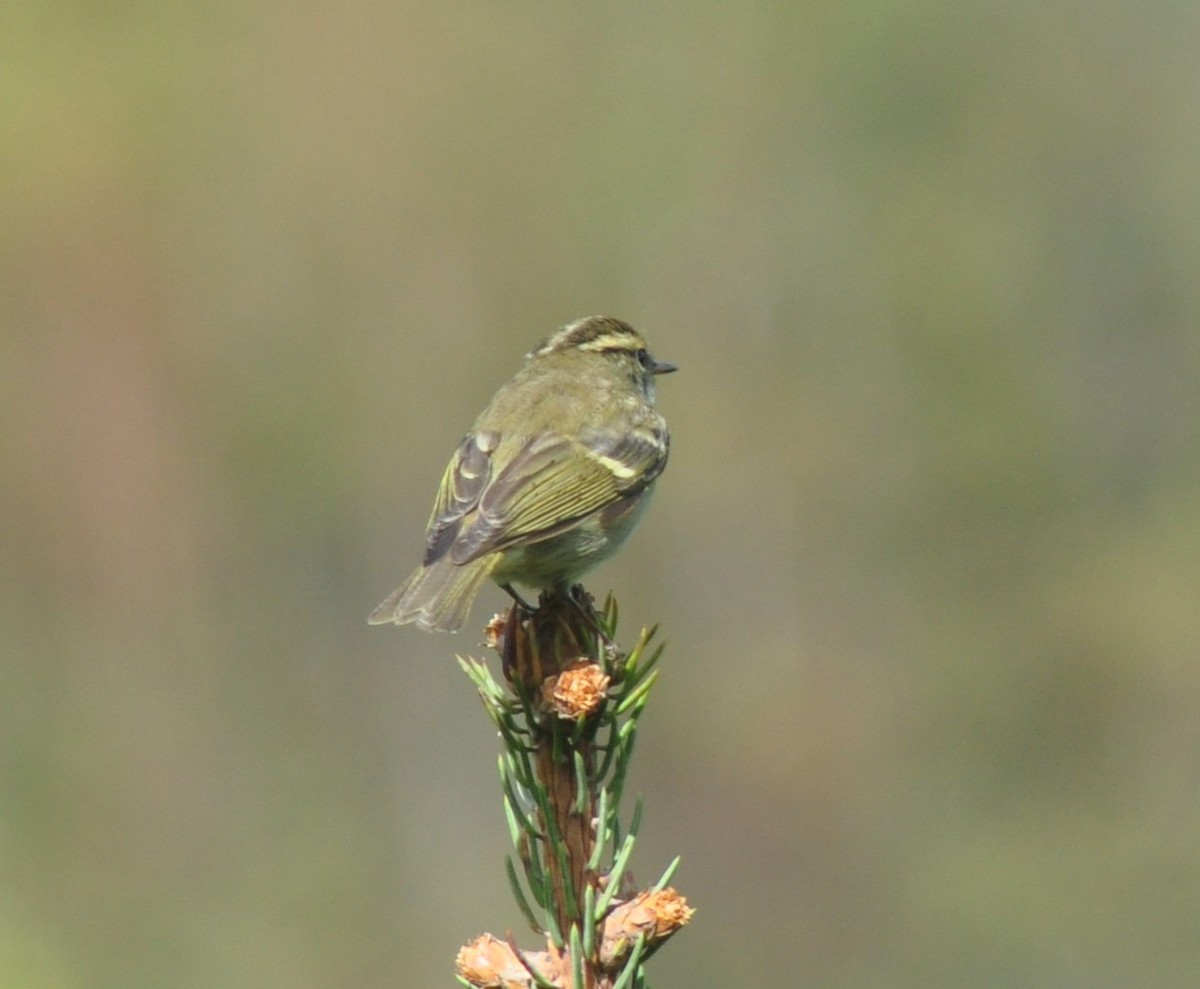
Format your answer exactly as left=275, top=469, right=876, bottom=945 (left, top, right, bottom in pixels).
left=652, top=359, right=678, bottom=375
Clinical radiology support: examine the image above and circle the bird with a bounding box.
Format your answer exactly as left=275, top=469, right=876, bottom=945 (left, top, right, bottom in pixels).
left=368, top=315, right=675, bottom=633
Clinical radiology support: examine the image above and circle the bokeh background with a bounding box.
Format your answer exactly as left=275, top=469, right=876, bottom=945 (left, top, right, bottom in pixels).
left=4, top=2, right=1199, bottom=987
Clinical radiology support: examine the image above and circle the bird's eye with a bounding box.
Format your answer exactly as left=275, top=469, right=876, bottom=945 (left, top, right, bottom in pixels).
left=635, top=348, right=650, bottom=366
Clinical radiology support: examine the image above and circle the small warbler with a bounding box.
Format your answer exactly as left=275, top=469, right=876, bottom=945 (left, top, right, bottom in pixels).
left=369, top=315, right=675, bottom=632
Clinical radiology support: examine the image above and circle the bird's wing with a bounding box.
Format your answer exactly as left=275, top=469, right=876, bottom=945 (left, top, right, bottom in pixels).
left=421, top=431, right=498, bottom=565
left=448, top=426, right=668, bottom=566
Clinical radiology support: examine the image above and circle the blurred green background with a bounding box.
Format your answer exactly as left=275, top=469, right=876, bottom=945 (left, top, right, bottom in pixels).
left=3, top=2, right=1199, bottom=986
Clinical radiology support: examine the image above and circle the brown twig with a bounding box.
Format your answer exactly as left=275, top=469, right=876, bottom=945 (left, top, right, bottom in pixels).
left=456, top=592, right=692, bottom=989
left=506, top=592, right=600, bottom=975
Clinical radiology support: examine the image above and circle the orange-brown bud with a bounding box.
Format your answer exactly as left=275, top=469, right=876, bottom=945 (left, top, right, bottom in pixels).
left=599, top=888, right=694, bottom=965
left=484, top=612, right=508, bottom=651
left=541, top=660, right=610, bottom=719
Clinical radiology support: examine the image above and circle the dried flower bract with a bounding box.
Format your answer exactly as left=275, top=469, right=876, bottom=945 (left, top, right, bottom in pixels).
left=456, top=934, right=525, bottom=988
left=456, top=934, right=568, bottom=989
left=484, top=613, right=508, bottom=651
left=599, top=888, right=695, bottom=965
left=541, top=660, right=610, bottom=719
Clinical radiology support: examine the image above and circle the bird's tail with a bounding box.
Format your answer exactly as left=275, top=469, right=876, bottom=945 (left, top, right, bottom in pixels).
left=367, top=554, right=498, bottom=633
